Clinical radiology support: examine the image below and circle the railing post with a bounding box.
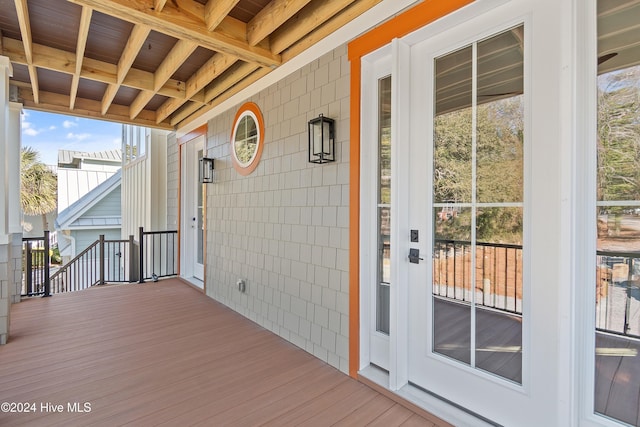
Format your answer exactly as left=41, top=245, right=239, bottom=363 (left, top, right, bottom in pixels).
left=43, top=230, right=51, bottom=297
left=139, top=227, right=145, bottom=283
left=25, top=241, right=33, bottom=295
left=99, top=234, right=105, bottom=285
left=128, top=234, right=135, bottom=283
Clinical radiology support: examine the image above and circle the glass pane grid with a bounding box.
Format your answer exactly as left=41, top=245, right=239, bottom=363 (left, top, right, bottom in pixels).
left=431, top=25, right=524, bottom=384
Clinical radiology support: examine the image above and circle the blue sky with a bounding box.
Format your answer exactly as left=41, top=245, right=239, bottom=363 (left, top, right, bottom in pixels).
left=21, top=110, right=123, bottom=166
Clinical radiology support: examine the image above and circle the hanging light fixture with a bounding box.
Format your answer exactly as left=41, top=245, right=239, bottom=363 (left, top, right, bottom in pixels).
left=308, top=114, right=335, bottom=164
left=199, top=157, right=214, bottom=183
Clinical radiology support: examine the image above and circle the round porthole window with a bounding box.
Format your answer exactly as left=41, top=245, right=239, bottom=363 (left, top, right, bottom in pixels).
left=231, top=102, right=264, bottom=175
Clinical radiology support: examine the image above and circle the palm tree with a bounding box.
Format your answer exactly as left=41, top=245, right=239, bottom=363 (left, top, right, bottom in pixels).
left=21, top=147, right=57, bottom=231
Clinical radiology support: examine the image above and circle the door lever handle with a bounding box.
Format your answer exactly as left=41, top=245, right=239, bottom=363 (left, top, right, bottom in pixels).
left=408, top=248, right=424, bottom=264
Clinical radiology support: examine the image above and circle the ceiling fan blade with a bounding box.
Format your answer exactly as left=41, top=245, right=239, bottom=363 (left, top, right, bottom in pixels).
left=598, top=52, right=618, bottom=65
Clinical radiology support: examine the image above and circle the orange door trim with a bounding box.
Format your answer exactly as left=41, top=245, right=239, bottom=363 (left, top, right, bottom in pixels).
left=347, top=0, right=475, bottom=378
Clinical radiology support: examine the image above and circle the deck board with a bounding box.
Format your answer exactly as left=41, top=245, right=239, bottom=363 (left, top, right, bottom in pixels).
left=0, top=280, right=448, bottom=427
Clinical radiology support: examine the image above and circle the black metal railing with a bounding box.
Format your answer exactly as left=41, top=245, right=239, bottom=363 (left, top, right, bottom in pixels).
left=24, top=227, right=177, bottom=296
left=596, top=250, right=640, bottom=338
left=21, top=230, right=51, bottom=297
left=433, top=239, right=523, bottom=315
left=138, top=227, right=178, bottom=282
left=49, top=235, right=138, bottom=293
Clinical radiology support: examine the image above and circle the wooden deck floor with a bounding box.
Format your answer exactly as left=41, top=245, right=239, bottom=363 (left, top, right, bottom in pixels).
left=0, top=279, right=448, bottom=427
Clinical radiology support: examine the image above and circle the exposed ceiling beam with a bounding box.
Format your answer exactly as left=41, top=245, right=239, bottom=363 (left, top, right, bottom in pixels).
left=177, top=66, right=271, bottom=128
left=66, top=0, right=281, bottom=68
left=13, top=0, right=39, bottom=103
left=270, top=0, right=357, bottom=54
left=3, top=37, right=186, bottom=100
left=247, top=0, right=313, bottom=47
left=205, top=0, right=241, bottom=31
left=170, top=61, right=260, bottom=126
left=19, top=87, right=172, bottom=129
left=156, top=52, right=236, bottom=123
left=70, top=6, right=93, bottom=110
left=13, top=0, right=32, bottom=62
left=130, top=39, right=198, bottom=119
left=154, top=0, right=167, bottom=12
left=101, top=24, right=151, bottom=115
left=281, top=0, right=382, bottom=62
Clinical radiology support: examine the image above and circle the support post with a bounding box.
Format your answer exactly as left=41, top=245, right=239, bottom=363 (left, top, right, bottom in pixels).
left=99, top=234, right=105, bottom=285
left=43, top=231, right=51, bottom=297
left=128, top=234, right=135, bottom=282
left=25, top=242, right=32, bottom=295
left=139, top=227, right=145, bottom=283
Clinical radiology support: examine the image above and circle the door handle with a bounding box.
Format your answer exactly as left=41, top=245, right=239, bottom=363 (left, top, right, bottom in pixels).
left=408, top=248, right=424, bottom=264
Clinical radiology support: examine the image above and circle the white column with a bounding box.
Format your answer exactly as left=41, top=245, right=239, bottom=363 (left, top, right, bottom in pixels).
left=8, top=102, right=22, bottom=234
left=0, top=55, right=13, bottom=345
left=0, top=57, right=14, bottom=241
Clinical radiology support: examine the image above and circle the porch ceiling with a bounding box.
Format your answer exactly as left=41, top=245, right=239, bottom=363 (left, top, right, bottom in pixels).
left=0, top=0, right=382, bottom=129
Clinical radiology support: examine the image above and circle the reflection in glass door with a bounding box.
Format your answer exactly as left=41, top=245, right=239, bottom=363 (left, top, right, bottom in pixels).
left=594, top=1, right=640, bottom=423
left=431, top=26, right=524, bottom=383
left=377, top=75, right=392, bottom=335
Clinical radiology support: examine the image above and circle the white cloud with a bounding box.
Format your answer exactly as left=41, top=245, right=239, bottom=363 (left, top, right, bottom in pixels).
left=49, top=125, right=57, bottom=130
left=63, top=120, right=78, bottom=129
left=66, top=132, right=91, bottom=141
left=22, top=119, right=40, bottom=136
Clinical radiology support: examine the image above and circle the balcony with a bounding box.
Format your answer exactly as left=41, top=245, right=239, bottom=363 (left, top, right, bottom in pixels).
left=0, top=279, right=447, bottom=426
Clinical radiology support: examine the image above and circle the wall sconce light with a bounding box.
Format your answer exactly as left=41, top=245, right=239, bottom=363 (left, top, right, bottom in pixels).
left=199, top=157, right=214, bottom=183
left=308, top=114, right=335, bottom=164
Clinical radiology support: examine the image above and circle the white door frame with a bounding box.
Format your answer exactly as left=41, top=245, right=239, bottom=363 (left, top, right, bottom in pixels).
left=358, top=1, right=579, bottom=425
left=180, top=135, right=205, bottom=285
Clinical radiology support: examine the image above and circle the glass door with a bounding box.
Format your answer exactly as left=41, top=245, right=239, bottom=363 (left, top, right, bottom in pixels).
left=407, top=24, right=527, bottom=424
left=592, top=1, right=640, bottom=424
left=181, top=136, right=205, bottom=284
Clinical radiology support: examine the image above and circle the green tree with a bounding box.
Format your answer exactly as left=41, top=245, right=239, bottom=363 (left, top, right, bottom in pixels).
left=433, top=96, right=524, bottom=243
left=21, top=147, right=57, bottom=231
left=597, top=67, right=640, bottom=203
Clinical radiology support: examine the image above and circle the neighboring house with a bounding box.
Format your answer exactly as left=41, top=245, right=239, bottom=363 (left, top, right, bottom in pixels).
left=120, top=125, right=169, bottom=239
left=3, top=1, right=640, bottom=427
left=55, top=149, right=122, bottom=261
left=55, top=170, right=122, bottom=261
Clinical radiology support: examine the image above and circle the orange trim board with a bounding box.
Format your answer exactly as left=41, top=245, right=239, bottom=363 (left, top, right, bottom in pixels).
left=230, top=102, right=265, bottom=176
left=347, top=0, right=474, bottom=378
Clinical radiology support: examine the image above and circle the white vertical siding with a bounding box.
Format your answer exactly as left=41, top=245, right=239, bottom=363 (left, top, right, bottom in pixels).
left=121, top=128, right=169, bottom=238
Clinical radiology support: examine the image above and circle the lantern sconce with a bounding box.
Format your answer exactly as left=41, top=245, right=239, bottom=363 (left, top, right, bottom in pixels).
left=308, top=114, right=335, bottom=164
left=199, top=157, right=214, bottom=183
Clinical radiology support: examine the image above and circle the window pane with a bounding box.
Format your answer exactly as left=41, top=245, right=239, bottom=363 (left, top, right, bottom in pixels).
left=432, top=27, right=524, bottom=383
left=475, top=207, right=523, bottom=383
left=234, top=115, right=258, bottom=164
left=595, top=1, right=640, bottom=423
left=377, top=75, right=392, bottom=335
left=434, top=46, right=472, bottom=204
left=477, top=28, right=524, bottom=203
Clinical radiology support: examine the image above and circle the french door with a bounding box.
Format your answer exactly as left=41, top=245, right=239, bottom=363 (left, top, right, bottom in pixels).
left=406, top=23, right=527, bottom=423
left=361, top=10, right=542, bottom=424
left=181, top=136, right=205, bottom=284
